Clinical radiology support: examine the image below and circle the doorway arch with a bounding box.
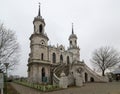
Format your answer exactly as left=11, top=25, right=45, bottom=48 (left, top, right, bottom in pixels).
left=90, top=77, right=94, bottom=82
left=85, top=72, right=88, bottom=82
left=41, top=67, right=45, bottom=82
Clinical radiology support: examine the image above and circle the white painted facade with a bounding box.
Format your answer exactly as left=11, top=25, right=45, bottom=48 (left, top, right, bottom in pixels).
left=27, top=6, right=108, bottom=85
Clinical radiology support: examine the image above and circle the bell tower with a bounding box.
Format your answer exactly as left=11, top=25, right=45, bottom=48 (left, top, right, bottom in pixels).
left=69, top=23, right=78, bottom=48
left=33, top=4, right=45, bottom=35
left=68, top=23, right=80, bottom=61
left=28, top=4, right=51, bottom=84
left=31, top=3, right=49, bottom=46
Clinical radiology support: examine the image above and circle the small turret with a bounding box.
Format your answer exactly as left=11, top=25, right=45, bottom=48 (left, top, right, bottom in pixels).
left=68, top=23, right=80, bottom=61
left=33, top=3, right=46, bottom=35
left=69, top=23, right=77, bottom=48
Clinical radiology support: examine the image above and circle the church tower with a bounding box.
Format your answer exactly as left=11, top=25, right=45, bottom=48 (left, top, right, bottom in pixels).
left=68, top=23, right=80, bottom=61
left=33, top=4, right=49, bottom=45
left=28, top=4, right=51, bottom=84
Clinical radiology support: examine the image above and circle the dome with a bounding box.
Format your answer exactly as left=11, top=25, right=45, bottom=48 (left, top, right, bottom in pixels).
left=69, top=33, right=77, bottom=40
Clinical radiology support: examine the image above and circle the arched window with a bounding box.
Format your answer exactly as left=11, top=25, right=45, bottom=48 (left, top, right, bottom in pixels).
left=39, top=24, right=43, bottom=33
left=52, top=53, right=56, bottom=63
left=60, top=55, right=63, bottom=63
left=70, top=41, right=72, bottom=45
left=75, top=40, right=76, bottom=45
left=41, top=67, right=45, bottom=82
left=67, top=56, right=70, bottom=64
left=41, top=53, right=44, bottom=60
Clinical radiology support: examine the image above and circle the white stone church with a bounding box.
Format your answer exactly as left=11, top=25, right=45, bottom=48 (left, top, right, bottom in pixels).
left=27, top=5, right=108, bottom=87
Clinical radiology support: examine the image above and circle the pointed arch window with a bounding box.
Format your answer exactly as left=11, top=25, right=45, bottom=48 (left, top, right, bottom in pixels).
left=41, top=53, right=44, bottom=60
left=52, top=53, right=56, bottom=63
left=39, top=24, right=43, bottom=33
left=60, top=55, right=63, bottom=63
left=67, top=56, right=70, bottom=64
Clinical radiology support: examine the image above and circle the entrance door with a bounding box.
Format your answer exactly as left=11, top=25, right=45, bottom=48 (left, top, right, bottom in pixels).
left=85, top=73, right=88, bottom=82
left=90, top=77, right=94, bottom=82
left=41, top=67, right=45, bottom=82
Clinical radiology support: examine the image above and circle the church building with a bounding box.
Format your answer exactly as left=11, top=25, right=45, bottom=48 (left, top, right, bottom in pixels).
left=27, top=5, right=108, bottom=86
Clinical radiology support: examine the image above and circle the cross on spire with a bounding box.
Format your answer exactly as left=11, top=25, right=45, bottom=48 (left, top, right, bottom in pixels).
left=38, top=2, right=41, bottom=16
left=72, top=23, right=74, bottom=34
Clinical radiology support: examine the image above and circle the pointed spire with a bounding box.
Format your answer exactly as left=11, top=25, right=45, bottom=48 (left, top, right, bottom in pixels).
left=72, top=23, right=74, bottom=34
left=38, top=2, right=41, bottom=16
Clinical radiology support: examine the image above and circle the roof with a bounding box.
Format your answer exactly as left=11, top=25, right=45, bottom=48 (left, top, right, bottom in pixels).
left=69, top=33, right=77, bottom=39
left=69, top=23, right=77, bottom=40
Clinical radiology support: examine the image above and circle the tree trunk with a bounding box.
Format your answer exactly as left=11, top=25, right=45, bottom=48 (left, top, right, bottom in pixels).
left=102, top=70, right=105, bottom=76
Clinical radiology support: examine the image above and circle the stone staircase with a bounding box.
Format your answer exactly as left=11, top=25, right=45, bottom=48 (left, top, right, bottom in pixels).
left=53, top=62, right=108, bottom=86
left=53, top=63, right=68, bottom=85
left=84, top=64, right=108, bottom=82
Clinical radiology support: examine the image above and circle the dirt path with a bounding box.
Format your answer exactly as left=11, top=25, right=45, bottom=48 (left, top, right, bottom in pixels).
left=10, top=83, right=44, bottom=94
left=11, top=82, right=120, bottom=94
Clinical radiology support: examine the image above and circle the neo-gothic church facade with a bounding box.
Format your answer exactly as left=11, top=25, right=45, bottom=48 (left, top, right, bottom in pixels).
left=27, top=5, right=108, bottom=85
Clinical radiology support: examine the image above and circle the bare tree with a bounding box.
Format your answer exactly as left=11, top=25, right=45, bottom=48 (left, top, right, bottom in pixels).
left=0, top=23, right=20, bottom=71
left=91, top=46, right=120, bottom=76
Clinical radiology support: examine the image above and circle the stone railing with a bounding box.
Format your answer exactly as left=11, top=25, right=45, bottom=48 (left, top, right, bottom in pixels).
left=53, top=63, right=66, bottom=85
left=53, top=73, right=60, bottom=85
left=84, top=64, right=108, bottom=82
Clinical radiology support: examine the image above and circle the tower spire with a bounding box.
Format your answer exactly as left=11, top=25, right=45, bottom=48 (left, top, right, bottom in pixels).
left=38, top=2, right=41, bottom=16
left=72, top=23, right=74, bottom=34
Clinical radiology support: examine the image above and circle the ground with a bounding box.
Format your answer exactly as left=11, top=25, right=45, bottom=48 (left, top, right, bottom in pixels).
left=5, top=83, right=20, bottom=94
left=11, top=82, right=120, bottom=94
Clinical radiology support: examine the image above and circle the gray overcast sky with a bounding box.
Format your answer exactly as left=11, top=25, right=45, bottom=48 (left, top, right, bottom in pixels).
left=0, top=0, right=120, bottom=77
